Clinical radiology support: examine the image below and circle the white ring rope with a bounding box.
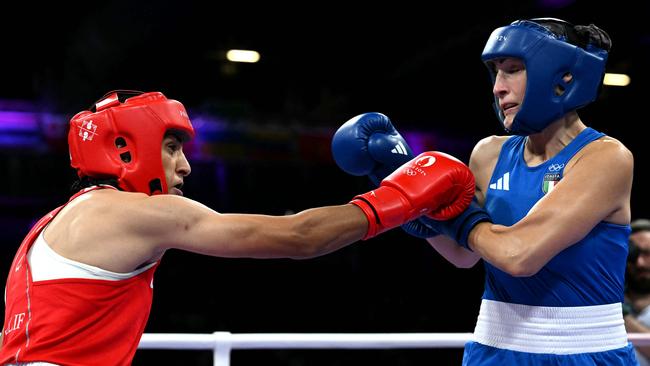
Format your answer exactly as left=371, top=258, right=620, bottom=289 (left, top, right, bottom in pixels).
left=138, top=332, right=475, bottom=350
left=138, top=332, right=650, bottom=366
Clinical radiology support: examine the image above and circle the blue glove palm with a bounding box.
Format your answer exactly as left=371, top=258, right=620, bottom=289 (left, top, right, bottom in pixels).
left=402, top=219, right=441, bottom=239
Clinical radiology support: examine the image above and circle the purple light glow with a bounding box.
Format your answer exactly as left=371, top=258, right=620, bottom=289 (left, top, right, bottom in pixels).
left=0, top=111, right=39, bottom=131
left=401, top=131, right=438, bottom=155
left=0, top=110, right=42, bottom=148
left=537, top=0, right=575, bottom=9
left=184, top=114, right=232, bottom=160
left=0, top=108, right=68, bottom=149
left=188, top=114, right=229, bottom=132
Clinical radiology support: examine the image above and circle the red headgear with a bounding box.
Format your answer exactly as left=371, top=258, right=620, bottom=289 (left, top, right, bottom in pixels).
left=68, top=91, right=195, bottom=195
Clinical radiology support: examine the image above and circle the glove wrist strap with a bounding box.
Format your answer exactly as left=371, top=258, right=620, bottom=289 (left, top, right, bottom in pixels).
left=351, top=186, right=414, bottom=239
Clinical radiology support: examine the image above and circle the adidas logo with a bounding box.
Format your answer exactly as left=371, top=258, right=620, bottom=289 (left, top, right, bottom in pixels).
left=391, top=141, right=409, bottom=155
left=489, top=172, right=510, bottom=191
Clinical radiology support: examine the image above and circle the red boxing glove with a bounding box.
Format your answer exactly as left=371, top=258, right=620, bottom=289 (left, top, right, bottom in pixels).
left=351, top=151, right=475, bottom=239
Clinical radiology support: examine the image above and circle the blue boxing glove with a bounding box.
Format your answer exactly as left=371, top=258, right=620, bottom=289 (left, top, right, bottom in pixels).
left=332, top=112, right=439, bottom=238
left=401, top=219, right=441, bottom=239
left=417, top=198, right=491, bottom=250
left=332, top=112, right=414, bottom=186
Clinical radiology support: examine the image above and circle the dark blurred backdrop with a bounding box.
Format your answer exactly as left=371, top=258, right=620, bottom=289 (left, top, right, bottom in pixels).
left=1, top=1, right=649, bottom=364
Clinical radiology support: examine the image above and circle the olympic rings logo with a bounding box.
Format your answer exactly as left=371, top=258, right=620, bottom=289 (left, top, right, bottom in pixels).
left=548, top=163, right=565, bottom=172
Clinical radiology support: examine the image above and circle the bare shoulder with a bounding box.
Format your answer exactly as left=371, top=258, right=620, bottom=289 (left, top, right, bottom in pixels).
left=67, top=189, right=151, bottom=223
left=587, top=135, right=631, bottom=153
left=569, top=135, right=633, bottom=173
left=47, top=189, right=148, bottom=241
left=470, top=135, right=510, bottom=198
left=49, top=189, right=211, bottom=242
left=101, top=190, right=216, bottom=234
left=594, top=135, right=633, bottom=158
left=563, top=135, right=633, bottom=224
left=45, top=189, right=217, bottom=271
left=470, top=135, right=510, bottom=168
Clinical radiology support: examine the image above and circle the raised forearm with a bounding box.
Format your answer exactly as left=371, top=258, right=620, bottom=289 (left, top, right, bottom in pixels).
left=469, top=222, right=536, bottom=276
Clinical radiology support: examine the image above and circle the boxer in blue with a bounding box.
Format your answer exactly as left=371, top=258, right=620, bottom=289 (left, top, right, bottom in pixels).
left=333, top=18, right=637, bottom=365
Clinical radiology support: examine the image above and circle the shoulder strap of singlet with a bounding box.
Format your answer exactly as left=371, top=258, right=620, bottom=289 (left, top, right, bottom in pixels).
left=491, top=135, right=525, bottom=174
left=14, top=185, right=118, bottom=256
left=555, top=127, right=605, bottom=160
left=501, top=135, right=525, bottom=152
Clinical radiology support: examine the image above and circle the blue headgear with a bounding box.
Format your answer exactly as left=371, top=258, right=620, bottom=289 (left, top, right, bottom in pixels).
left=481, top=18, right=610, bottom=135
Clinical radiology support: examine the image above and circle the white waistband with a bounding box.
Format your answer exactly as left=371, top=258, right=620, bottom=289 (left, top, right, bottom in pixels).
left=473, top=299, right=628, bottom=354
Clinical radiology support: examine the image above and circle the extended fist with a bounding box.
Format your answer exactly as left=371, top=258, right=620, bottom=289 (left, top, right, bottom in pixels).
left=351, top=151, right=475, bottom=239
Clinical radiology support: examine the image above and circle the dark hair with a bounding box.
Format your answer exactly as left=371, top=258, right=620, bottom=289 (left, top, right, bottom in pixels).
left=628, top=219, right=650, bottom=265
left=530, top=17, right=612, bottom=52
left=70, top=176, right=121, bottom=194
left=632, top=219, right=650, bottom=233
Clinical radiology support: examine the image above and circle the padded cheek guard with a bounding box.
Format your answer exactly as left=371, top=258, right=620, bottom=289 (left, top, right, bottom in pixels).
left=481, top=20, right=608, bottom=136
left=68, top=91, right=195, bottom=195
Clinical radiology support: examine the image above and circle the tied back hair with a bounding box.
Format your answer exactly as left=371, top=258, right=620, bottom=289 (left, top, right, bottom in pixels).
left=70, top=176, right=121, bottom=194
left=574, top=23, right=612, bottom=51
left=531, top=18, right=612, bottom=52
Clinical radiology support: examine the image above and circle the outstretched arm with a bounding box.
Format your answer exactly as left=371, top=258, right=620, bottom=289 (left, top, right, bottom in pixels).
left=107, top=150, right=473, bottom=267
left=52, top=148, right=477, bottom=273
left=142, top=199, right=369, bottom=259
left=46, top=192, right=369, bottom=273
